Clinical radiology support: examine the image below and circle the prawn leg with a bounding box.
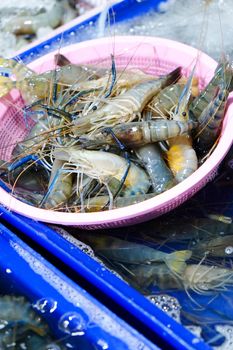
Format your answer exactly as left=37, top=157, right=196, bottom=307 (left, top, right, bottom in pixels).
left=40, top=159, right=73, bottom=209
left=102, top=127, right=131, bottom=200
left=104, top=54, right=117, bottom=98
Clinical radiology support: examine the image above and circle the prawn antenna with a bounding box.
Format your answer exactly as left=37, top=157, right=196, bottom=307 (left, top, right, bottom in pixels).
left=102, top=126, right=131, bottom=201
left=104, top=54, right=117, bottom=98
left=52, top=69, right=58, bottom=102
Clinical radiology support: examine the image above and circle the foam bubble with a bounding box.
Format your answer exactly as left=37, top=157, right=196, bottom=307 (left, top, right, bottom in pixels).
left=58, top=312, right=86, bottom=336
left=33, top=297, right=57, bottom=314
left=213, top=325, right=233, bottom=350
left=147, top=294, right=181, bottom=323
left=11, top=241, right=153, bottom=350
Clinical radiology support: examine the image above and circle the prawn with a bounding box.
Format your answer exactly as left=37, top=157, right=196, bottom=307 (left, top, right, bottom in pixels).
left=183, top=264, right=233, bottom=295
left=12, top=114, right=62, bottom=156
left=148, top=78, right=198, bottom=120
left=194, top=75, right=233, bottom=157
left=118, top=261, right=233, bottom=297
left=72, top=67, right=182, bottom=136
left=41, top=159, right=73, bottom=209
left=0, top=57, right=104, bottom=103
left=166, top=135, right=198, bottom=183
left=4, top=3, right=63, bottom=35
left=192, top=235, right=233, bottom=258
left=83, top=193, right=156, bottom=212
left=166, top=67, right=198, bottom=182
left=53, top=147, right=151, bottom=200
left=75, top=232, right=192, bottom=274
left=135, top=143, right=176, bottom=194
left=80, top=119, right=197, bottom=148
left=189, top=57, right=233, bottom=120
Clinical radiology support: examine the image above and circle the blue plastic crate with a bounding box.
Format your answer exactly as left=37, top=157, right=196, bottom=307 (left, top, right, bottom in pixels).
left=0, top=221, right=160, bottom=350
left=0, top=206, right=211, bottom=350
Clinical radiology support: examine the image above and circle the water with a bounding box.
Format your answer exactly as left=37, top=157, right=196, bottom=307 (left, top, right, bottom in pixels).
left=56, top=157, right=233, bottom=349
left=0, top=293, right=65, bottom=349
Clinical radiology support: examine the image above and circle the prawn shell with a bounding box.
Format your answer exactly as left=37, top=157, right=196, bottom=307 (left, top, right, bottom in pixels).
left=53, top=148, right=151, bottom=196
left=135, top=144, right=176, bottom=194
left=167, top=135, right=198, bottom=182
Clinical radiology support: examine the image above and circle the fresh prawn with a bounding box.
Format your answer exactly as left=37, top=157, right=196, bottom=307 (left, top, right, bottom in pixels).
left=72, top=67, right=182, bottom=136
left=166, top=67, right=198, bottom=182
left=80, top=119, right=197, bottom=148
left=0, top=57, right=104, bottom=103
left=166, top=135, right=198, bottom=183
left=194, top=73, right=233, bottom=157
left=83, top=193, right=156, bottom=212
left=53, top=147, right=151, bottom=200
left=41, top=159, right=73, bottom=209
left=189, top=57, right=232, bottom=120
left=135, top=143, right=176, bottom=194
left=4, top=3, right=63, bottom=35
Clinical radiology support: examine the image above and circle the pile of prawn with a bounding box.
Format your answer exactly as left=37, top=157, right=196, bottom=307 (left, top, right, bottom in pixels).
left=0, top=52, right=232, bottom=213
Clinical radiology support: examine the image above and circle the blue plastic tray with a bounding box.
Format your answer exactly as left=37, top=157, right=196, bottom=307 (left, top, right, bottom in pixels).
left=0, top=221, right=160, bottom=350
left=0, top=205, right=211, bottom=350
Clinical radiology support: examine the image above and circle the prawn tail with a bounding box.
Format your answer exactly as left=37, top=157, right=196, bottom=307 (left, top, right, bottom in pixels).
left=0, top=76, right=16, bottom=98
left=54, top=53, right=71, bottom=67
left=163, top=66, right=182, bottom=88
left=164, top=250, right=192, bottom=274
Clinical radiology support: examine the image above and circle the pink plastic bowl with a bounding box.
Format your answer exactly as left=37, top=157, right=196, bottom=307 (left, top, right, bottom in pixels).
left=0, top=36, right=233, bottom=229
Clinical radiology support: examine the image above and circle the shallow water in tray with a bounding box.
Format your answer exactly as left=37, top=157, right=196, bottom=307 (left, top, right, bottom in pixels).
left=0, top=292, right=66, bottom=349
left=57, top=151, right=233, bottom=350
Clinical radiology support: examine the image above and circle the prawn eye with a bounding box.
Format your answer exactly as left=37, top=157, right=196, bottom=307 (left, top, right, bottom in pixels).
left=182, top=111, right=187, bottom=117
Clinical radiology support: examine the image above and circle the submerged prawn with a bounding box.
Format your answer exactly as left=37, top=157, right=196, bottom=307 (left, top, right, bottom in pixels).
left=183, top=264, right=233, bottom=295
left=121, top=262, right=233, bottom=297
left=192, top=235, right=233, bottom=258
left=75, top=232, right=192, bottom=274
left=83, top=193, right=156, bottom=212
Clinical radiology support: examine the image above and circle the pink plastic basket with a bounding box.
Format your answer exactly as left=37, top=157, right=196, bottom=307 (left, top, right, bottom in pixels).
left=1, top=36, right=233, bottom=229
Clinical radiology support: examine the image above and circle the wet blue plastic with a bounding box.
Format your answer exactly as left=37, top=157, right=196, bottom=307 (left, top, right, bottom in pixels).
left=15, top=0, right=165, bottom=64
left=0, top=221, right=160, bottom=350
left=0, top=205, right=211, bottom=350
